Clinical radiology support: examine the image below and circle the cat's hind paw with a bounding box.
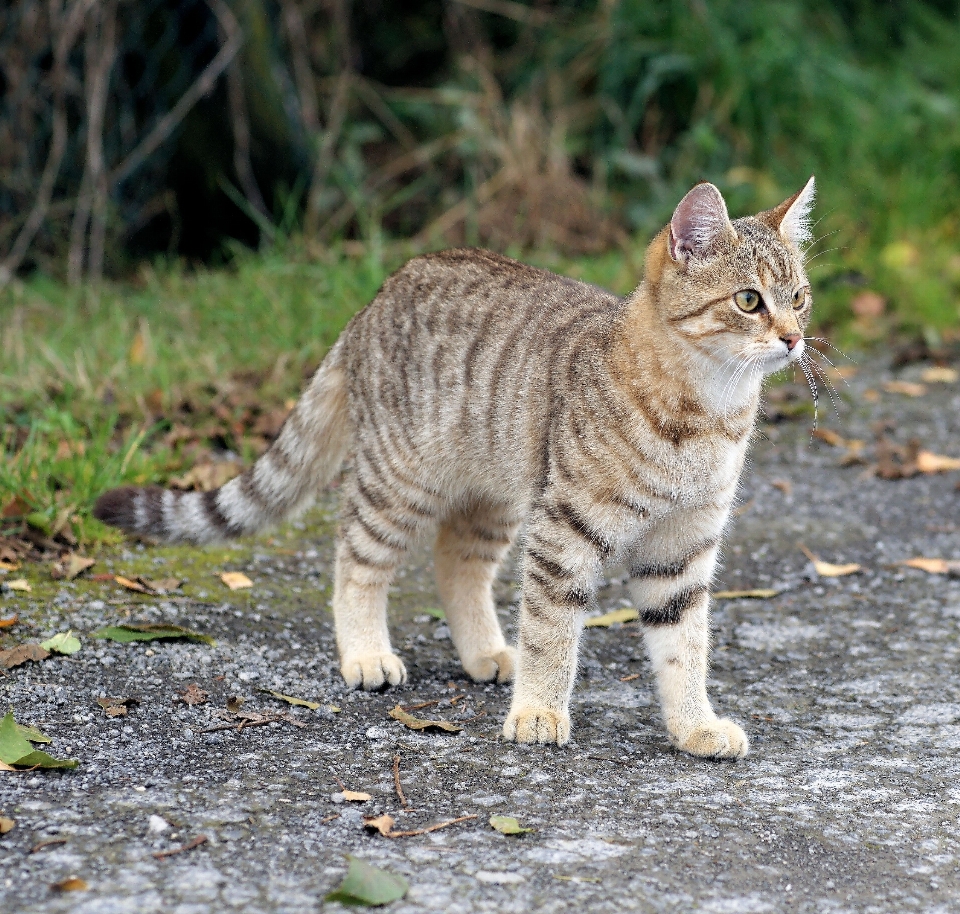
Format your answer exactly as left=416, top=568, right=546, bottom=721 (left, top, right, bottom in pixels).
left=463, top=647, right=517, bottom=684
left=341, top=652, right=407, bottom=691
left=675, top=718, right=748, bottom=759
left=503, top=706, right=570, bottom=746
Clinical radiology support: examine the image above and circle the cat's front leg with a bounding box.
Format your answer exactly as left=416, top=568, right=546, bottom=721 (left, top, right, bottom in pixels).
left=636, top=579, right=748, bottom=758
left=504, top=514, right=602, bottom=746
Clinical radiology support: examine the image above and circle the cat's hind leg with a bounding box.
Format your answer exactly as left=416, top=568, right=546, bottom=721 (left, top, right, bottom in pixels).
left=333, top=464, right=436, bottom=689
left=434, top=500, right=520, bottom=683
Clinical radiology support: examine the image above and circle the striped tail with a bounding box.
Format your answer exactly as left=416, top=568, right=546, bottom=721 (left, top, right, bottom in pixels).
left=94, top=341, right=350, bottom=544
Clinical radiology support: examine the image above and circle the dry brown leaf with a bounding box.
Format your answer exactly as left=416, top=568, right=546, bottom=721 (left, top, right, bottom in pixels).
left=97, top=697, right=137, bottom=717
left=114, top=575, right=150, bottom=594
left=900, top=558, right=960, bottom=575
left=583, top=608, right=639, bottom=628
left=51, top=877, right=88, bottom=892
left=770, top=479, right=792, bottom=495
left=920, top=366, right=958, bottom=384
left=220, top=572, right=253, bottom=590
left=51, top=554, right=96, bottom=581
left=0, top=815, right=14, bottom=834
left=388, top=704, right=462, bottom=733
left=5, top=579, right=31, bottom=593
left=0, top=559, right=20, bottom=572
left=342, top=789, right=372, bottom=802
left=138, top=577, right=182, bottom=594
left=799, top=545, right=861, bottom=577
left=364, top=814, right=396, bottom=836
left=811, top=428, right=847, bottom=448
left=1, top=496, right=31, bottom=518
left=226, top=696, right=244, bottom=714
left=0, top=761, right=17, bottom=771
left=170, top=462, right=242, bottom=492
left=178, top=684, right=209, bottom=706
left=0, top=615, right=18, bottom=629
left=863, top=389, right=880, bottom=402
left=831, top=365, right=859, bottom=379
left=0, top=643, right=50, bottom=669
left=882, top=380, right=927, bottom=397
left=850, top=291, right=886, bottom=318
left=915, top=451, right=960, bottom=474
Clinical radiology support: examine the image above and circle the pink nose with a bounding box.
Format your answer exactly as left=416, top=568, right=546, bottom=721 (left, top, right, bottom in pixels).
left=781, top=333, right=801, bottom=351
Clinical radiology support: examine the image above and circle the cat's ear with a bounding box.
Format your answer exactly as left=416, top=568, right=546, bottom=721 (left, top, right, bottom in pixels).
left=668, top=183, right=737, bottom=263
left=763, top=176, right=816, bottom=248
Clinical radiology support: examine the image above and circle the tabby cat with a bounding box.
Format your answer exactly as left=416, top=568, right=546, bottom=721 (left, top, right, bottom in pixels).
left=95, top=178, right=816, bottom=757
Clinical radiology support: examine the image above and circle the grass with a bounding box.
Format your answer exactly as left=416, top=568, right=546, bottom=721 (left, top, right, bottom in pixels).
left=2, top=222, right=959, bottom=552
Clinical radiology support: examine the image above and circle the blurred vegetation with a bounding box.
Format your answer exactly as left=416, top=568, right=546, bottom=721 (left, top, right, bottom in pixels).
left=4, top=0, right=960, bottom=549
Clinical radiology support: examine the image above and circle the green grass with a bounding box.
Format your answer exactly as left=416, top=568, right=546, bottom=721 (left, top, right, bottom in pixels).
left=2, top=228, right=959, bottom=550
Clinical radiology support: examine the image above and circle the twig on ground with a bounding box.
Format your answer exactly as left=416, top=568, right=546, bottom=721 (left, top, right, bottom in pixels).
left=387, top=814, right=478, bottom=838
left=30, top=838, right=68, bottom=853
left=153, top=835, right=208, bottom=859
left=393, top=754, right=408, bottom=808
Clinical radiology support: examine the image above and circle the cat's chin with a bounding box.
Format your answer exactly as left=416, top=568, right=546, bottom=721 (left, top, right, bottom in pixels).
left=761, top=348, right=802, bottom=375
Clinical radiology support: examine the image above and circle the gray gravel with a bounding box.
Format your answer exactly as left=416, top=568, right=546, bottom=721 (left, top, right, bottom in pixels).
left=3, top=358, right=960, bottom=913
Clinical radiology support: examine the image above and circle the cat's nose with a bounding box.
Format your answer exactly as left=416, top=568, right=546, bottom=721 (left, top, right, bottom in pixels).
left=781, top=333, right=801, bottom=351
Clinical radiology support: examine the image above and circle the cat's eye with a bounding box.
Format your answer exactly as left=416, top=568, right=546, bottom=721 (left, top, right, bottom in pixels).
left=792, top=287, right=808, bottom=309
left=734, top=290, right=762, bottom=313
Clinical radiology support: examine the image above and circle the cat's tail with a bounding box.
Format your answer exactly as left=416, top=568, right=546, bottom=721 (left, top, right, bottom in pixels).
left=93, top=340, right=351, bottom=544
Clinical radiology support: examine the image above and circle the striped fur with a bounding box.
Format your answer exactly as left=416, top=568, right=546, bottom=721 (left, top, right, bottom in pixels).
left=94, top=180, right=817, bottom=758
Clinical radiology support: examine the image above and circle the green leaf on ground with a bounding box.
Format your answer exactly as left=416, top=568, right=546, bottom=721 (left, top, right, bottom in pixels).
left=258, top=689, right=320, bottom=710
left=388, top=705, right=462, bottom=733
left=15, top=723, right=51, bottom=744
left=584, top=608, right=639, bottom=628
left=325, top=855, right=409, bottom=906
left=41, top=631, right=82, bottom=655
left=93, top=623, right=215, bottom=646
left=489, top=815, right=534, bottom=835
left=0, top=712, right=78, bottom=769
left=422, top=607, right=446, bottom=620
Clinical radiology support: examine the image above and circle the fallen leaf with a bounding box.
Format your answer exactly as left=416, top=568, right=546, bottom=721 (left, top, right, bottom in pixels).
left=15, top=723, right=51, bottom=744
left=5, top=579, right=31, bottom=593
left=170, top=461, right=242, bottom=492
left=1, top=496, right=31, bottom=518
left=916, top=451, right=960, bottom=474
left=388, top=704, right=462, bottom=733
left=799, top=545, right=861, bottom=577
left=325, top=855, right=409, bottom=906
left=138, top=577, right=182, bottom=594
left=259, top=688, right=320, bottom=710
left=0, top=559, right=20, bottom=572
left=40, top=631, right=81, bottom=655
left=811, top=428, right=847, bottom=448
left=489, top=815, right=534, bottom=835
left=713, top=589, right=780, bottom=600
left=328, top=705, right=342, bottom=713
left=882, top=380, right=927, bottom=397
left=363, top=813, right=395, bottom=835
left=900, top=558, right=960, bottom=575
left=0, top=643, right=50, bottom=669
left=128, top=329, right=146, bottom=365
left=342, top=789, right=372, bottom=802
left=220, top=572, right=253, bottom=591
left=863, top=389, right=880, bottom=402
left=875, top=434, right=920, bottom=479
left=0, top=816, right=14, bottom=834
left=770, top=479, right=792, bottom=495
left=178, top=684, right=209, bottom=706
left=97, top=697, right=137, bottom=717
left=0, top=712, right=78, bottom=769
left=0, top=615, right=18, bottom=628
left=831, top=365, right=859, bottom=379
left=114, top=575, right=151, bottom=594
left=226, top=696, right=244, bottom=714
left=920, top=366, right=958, bottom=384
left=51, top=877, right=88, bottom=892
left=51, top=554, right=95, bottom=581
left=93, top=623, right=215, bottom=646
left=850, top=291, right=886, bottom=318
left=584, top=608, right=639, bottom=628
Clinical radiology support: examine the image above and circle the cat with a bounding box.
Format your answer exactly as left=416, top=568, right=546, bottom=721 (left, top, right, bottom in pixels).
left=95, top=177, right=816, bottom=757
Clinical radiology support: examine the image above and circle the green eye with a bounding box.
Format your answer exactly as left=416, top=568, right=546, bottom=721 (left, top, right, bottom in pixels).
left=734, top=290, right=762, bottom=312
left=793, top=287, right=807, bottom=309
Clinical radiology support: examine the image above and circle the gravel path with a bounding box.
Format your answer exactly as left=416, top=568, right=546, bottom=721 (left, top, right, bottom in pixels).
left=2, top=358, right=960, bottom=913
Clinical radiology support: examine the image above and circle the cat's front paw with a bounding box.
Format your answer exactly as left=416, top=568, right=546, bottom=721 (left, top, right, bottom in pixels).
left=503, top=706, right=570, bottom=746
left=463, top=647, right=517, bottom=684
left=675, top=718, right=748, bottom=759
left=341, top=652, right=407, bottom=690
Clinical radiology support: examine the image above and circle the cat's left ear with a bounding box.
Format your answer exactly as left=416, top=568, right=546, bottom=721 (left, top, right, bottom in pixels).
left=762, top=176, right=816, bottom=248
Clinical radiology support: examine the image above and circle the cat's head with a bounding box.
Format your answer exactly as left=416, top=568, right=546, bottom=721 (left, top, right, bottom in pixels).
left=647, top=178, right=816, bottom=379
